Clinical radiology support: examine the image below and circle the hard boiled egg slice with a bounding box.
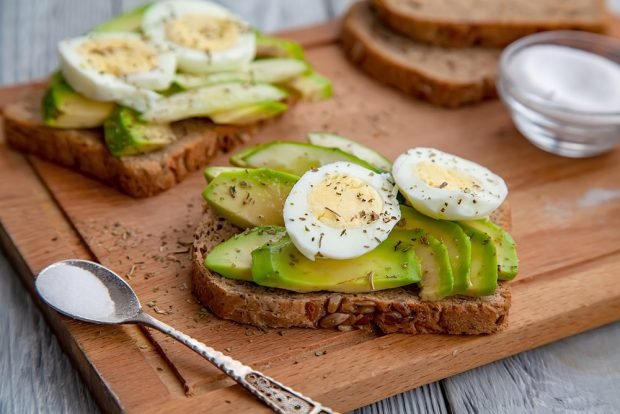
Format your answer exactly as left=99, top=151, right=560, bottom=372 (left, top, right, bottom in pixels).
left=58, top=32, right=175, bottom=112
left=283, top=162, right=401, bottom=261
left=393, top=148, right=508, bottom=220
left=142, top=0, right=256, bottom=74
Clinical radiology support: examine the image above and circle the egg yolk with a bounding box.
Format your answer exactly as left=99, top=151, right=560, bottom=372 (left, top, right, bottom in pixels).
left=166, top=15, right=240, bottom=52
left=415, top=162, right=479, bottom=191
left=79, top=38, right=157, bottom=76
left=308, top=173, right=383, bottom=229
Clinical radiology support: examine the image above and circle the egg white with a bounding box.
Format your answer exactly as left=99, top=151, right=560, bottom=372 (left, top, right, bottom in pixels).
left=283, top=162, right=401, bottom=261
left=58, top=32, right=176, bottom=112
left=392, top=148, right=508, bottom=220
left=142, top=0, right=256, bottom=74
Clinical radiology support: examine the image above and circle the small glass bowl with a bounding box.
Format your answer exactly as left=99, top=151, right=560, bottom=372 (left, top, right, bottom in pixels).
left=498, top=31, right=620, bottom=158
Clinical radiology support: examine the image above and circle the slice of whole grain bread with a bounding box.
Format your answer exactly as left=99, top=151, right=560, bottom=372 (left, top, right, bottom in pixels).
left=2, top=88, right=258, bottom=197
left=373, top=0, right=608, bottom=48
left=341, top=2, right=501, bottom=108
left=192, top=203, right=512, bottom=335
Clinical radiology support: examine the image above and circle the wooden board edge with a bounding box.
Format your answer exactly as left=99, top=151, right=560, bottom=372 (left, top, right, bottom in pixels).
left=0, top=222, right=125, bottom=414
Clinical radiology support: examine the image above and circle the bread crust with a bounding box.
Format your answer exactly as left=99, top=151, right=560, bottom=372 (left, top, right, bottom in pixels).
left=192, top=205, right=512, bottom=335
left=341, top=2, right=499, bottom=108
left=373, top=0, right=609, bottom=48
left=2, top=88, right=257, bottom=197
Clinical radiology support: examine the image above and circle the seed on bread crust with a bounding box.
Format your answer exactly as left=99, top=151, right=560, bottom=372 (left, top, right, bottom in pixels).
left=353, top=300, right=377, bottom=307
left=392, top=302, right=411, bottom=317
left=357, top=305, right=376, bottom=314
left=319, top=313, right=350, bottom=328
left=327, top=295, right=343, bottom=314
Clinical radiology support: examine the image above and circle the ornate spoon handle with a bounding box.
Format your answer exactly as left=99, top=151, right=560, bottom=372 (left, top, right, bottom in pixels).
left=135, top=311, right=335, bottom=414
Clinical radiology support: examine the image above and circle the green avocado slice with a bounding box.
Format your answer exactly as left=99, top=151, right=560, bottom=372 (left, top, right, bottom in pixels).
left=141, top=83, right=288, bottom=124
left=306, top=132, right=391, bottom=171
left=43, top=72, right=115, bottom=128
left=203, top=166, right=247, bottom=182
left=283, top=72, right=333, bottom=101
left=398, top=206, right=471, bottom=294
left=390, top=229, right=453, bottom=301
left=205, top=226, right=287, bottom=281
left=202, top=168, right=298, bottom=228
left=255, top=32, right=305, bottom=60
left=459, top=219, right=519, bottom=280
left=458, top=223, right=498, bottom=296
left=103, top=106, right=175, bottom=157
left=251, top=232, right=421, bottom=293
left=230, top=141, right=380, bottom=176
left=210, top=101, right=288, bottom=125
left=172, top=59, right=309, bottom=90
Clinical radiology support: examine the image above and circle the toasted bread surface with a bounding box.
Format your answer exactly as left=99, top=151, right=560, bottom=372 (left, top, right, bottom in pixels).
left=192, top=204, right=512, bottom=335
left=3, top=89, right=256, bottom=197
left=341, top=2, right=500, bottom=108
left=373, top=0, right=608, bottom=48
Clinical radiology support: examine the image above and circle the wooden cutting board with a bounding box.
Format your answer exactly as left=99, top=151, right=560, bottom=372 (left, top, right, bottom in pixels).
left=1, top=20, right=620, bottom=414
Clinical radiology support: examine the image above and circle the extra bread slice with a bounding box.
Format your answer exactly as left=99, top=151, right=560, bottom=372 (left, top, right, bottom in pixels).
left=2, top=88, right=257, bottom=198
left=373, top=0, right=608, bottom=48
left=341, top=2, right=501, bottom=108
left=192, top=204, right=512, bottom=335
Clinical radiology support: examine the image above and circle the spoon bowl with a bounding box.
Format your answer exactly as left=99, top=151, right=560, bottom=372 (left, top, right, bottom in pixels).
left=36, top=259, right=141, bottom=324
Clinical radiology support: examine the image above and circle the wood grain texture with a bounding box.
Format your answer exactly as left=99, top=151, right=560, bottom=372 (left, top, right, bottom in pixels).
left=444, top=322, right=620, bottom=414
left=1, top=1, right=619, bottom=414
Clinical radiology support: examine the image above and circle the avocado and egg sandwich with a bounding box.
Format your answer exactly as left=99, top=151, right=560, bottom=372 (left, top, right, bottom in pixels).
left=192, top=133, right=518, bottom=335
left=4, top=0, right=332, bottom=197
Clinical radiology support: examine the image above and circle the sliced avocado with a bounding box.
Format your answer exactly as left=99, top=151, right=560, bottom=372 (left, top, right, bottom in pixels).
left=248, top=58, right=309, bottom=83
left=172, top=72, right=246, bottom=90
left=399, top=205, right=471, bottom=294
left=390, top=229, right=453, bottom=301
left=202, top=168, right=298, bottom=228
left=459, top=219, right=518, bottom=280
left=251, top=232, right=421, bottom=293
left=172, top=59, right=308, bottom=91
left=205, top=226, right=287, bottom=281
left=306, top=132, right=392, bottom=171
left=141, top=82, right=288, bottom=123
left=283, top=72, right=333, bottom=101
left=103, top=107, right=175, bottom=157
left=42, top=72, right=115, bottom=128
left=92, top=3, right=152, bottom=33
left=229, top=143, right=267, bottom=168
left=458, top=223, right=498, bottom=296
left=210, top=101, right=288, bottom=125
left=230, top=141, right=380, bottom=176
left=204, top=166, right=247, bottom=182
left=255, top=32, right=305, bottom=60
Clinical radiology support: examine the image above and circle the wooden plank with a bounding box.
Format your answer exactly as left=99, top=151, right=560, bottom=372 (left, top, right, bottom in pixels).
left=443, top=322, right=620, bottom=413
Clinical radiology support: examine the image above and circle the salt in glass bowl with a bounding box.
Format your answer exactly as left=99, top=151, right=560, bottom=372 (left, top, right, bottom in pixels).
left=498, top=31, right=620, bottom=158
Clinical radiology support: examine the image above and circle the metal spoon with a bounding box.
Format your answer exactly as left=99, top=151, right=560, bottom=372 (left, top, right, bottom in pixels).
left=35, top=259, right=335, bottom=414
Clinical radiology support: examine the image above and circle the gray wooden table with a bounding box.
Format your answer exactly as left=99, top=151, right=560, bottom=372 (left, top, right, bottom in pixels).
left=1, top=1, right=619, bottom=413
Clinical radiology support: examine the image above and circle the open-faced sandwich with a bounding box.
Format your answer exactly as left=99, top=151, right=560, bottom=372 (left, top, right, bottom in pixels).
left=192, top=133, right=518, bottom=335
left=3, top=0, right=331, bottom=197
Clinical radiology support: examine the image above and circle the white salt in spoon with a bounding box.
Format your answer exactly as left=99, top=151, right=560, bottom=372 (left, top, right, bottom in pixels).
left=36, top=259, right=335, bottom=414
